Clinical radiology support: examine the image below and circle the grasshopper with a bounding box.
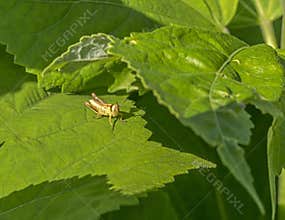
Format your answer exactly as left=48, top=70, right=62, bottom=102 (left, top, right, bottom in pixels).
left=85, top=93, right=120, bottom=126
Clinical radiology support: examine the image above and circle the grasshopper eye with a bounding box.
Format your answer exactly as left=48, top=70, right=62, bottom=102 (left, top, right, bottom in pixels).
left=111, top=104, right=119, bottom=115
left=111, top=104, right=119, bottom=112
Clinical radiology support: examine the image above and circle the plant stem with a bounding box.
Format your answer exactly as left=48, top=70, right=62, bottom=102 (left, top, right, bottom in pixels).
left=215, top=189, right=228, bottom=220
left=281, top=0, right=285, bottom=49
left=254, top=0, right=278, bottom=48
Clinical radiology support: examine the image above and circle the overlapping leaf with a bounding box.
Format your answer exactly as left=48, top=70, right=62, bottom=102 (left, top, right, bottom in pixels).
left=0, top=176, right=139, bottom=220
left=181, top=0, right=239, bottom=28
left=109, top=25, right=285, bottom=213
left=125, top=0, right=238, bottom=29
left=0, top=0, right=243, bottom=74
left=40, top=34, right=137, bottom=93
left=0, top=2, right=283, bottom=219
left=0, top=48, right=215, bottom=200
left=102, top=84, right=275, bottom=220
left=0, top=0, right=220, bottom=73
left=102, top=100, right=274, bottom=219
left=0, top=45, right=34, bottom=96
left=0, top=0, right=158, bottom=73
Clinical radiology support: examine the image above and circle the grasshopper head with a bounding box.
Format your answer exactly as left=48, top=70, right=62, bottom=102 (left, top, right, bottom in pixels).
left=111, top=103, right=120, bottom=116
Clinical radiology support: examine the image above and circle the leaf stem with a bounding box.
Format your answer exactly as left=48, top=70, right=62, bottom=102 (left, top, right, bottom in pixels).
left=254, top=0, right=278, bottom=48
left=278, top=170, right=285, bottom=220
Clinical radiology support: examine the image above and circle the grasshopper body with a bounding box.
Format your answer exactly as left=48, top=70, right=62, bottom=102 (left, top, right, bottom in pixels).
left=85, top=93, right=120, bottom=125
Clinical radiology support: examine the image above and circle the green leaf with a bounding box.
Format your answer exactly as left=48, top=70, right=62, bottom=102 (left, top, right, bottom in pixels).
left=217, top=0, right=240, bottom=25
left=0, top=176, right=139, bottom=220
left=182, top=0, right=239, bottom=27
left=0, top=1, right=158, bottom=73
left=230, top=0, right=282, bottom=28
left=128, top=0, right=239, bottom=29
left=0, top=49, right=215, bottom=199
left=0, top=45, right=34, bottom=96
left=267, top=94, right=285, bottom=219
left=104, top=102, right=273, bottom=219
left=109, top=26, right=284, bottom=213
left=0, top=0, right=222, bottom=73
left=40, top=34, right=137, bottom=93
left=229, top=44, right=284, bottom=101
left=0, top=87, right=215, bottom=198
left=249, top=97, right=283, bottom=117
left=110, top=27, right=283, bottom=114
left=120, top=0, right=217, bottom=28
left=135, top=92, right=218, bottom=162
left=0, top=44, right=216, bottom=219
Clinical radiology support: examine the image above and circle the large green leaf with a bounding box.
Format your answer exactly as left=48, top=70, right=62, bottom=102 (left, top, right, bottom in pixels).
left=0, top=88, right=215, bottom=198
left=0, top=43, right=216, bottom=220
left=0, top=48, right=215, bottom=200
left=0, top=176, right=139, bottom=220
left=40, top=34, right=137, bottom=93
left=109, top=26, right=285, bottom=213
left=267, top=94, right=285, bottom=219
left=0, top=0, right=222, bottom=73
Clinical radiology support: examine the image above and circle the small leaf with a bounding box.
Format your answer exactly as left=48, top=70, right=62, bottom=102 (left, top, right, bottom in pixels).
left=40, top=34, right=137, bottom=93
left=109, top=26, right=284, bottom=213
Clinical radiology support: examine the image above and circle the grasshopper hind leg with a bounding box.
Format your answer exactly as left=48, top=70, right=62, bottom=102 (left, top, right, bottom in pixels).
left=85, top=101, right=101, bottom=119
left=91, top=93, right=105, bottom=104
